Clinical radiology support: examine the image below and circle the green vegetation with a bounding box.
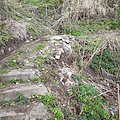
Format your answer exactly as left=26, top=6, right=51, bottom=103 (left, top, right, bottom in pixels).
left=0, top=29, right=13, bottom=45
left=76, top=57, right=82, bottom=70
left=15, top=93, right=26, bottom=105
left=0, top=78, right=23, bottom=87
left=7, top=2, right=33, bottom=20
left=11, top=78, right=23, bottom=84
left=0, top=100, right=13, bottom=106
left=0, top=81, right=9, bottom=87
left=8, top=55, right=18, bottom=67
left=34, top=55, right=46, bottom=66
left=52, top=69, right=59, bottom=76
left=0, top=93, right=64, bottom=120
left=74, top=37, right=104, bottom=53
left=90, top=48, right=120, bottom=75
left=0, top=1, right=119, bottom=120
left=0, top=93, right=25, bottom=106
left=27, top=23, right=39, bottom=37
left=32, top=42, right=45, bottom=51
left=22, top=0, right=63, bottom=20
left=74, top=36, right=105, bottom=71
left=18, top=50, right=26, bottom=54
left=63, top=18, right=119, bottom=36
left=45, top=38, right=51, bottom=41
left=0, top=69, right=8, bottom=75
left=116, top=4, right=120, bottom=28
left=71, top=76, right=109, bottom=120
left=32, top=93, right=64, bottom=120
left=30, top=76, right=41, bottom=83
left=34, top=76, right=41, bottom=82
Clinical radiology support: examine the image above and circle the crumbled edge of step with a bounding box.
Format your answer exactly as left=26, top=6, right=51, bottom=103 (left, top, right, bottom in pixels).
left=0, top=69, right=40, bottom=81
left=0, top=83, right=48, bottom=102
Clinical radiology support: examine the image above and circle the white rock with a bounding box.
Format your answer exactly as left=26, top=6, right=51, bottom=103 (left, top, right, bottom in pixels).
left=55, top=48, right=64, bottom=60
left=24, top=59, right=29, bottom=63
left=39, top=84, right=43, bottom=87
left=51, top=36, right=62, bottom=40
left=13, top=60, right=16, bottom=63
left=67, top=71, right=73, bottom=78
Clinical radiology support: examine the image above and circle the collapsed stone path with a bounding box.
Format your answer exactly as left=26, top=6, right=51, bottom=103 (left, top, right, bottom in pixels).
left=0, top=35, right=77, bottom=120
left=0, top=34, right=119, bottom=119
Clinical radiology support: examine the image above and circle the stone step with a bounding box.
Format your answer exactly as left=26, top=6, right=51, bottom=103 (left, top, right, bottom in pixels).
left=0, top=83, right=48, bottom=102
left=0, top=69, right=40, bottom=81
left=0, top=112, right=25, bottom=120
left=0, top=103, right=50, bottom=120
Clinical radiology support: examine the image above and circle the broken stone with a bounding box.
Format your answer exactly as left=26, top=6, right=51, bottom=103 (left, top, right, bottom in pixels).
left=50, top=35, right=63, bottom=40
left=6, top=20, right=28, bottom=41
left=29, top=103, right=49, bottom=120
left=1, top=63, right=8, bottom=70
left=55, top=48, right=64, bottom=60
left=0, top=103, right=51, bottom=120
left=24, top=59, right=29, bottom=64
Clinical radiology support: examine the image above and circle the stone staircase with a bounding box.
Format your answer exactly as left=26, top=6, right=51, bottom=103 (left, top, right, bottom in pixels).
left=0, top=35, right=77, bottom=120
left=0, top=102, right=49, bottom=120
left=0, top=69, right=50, bottom=120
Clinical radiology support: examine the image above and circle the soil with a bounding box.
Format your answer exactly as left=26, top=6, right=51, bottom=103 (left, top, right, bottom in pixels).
left=0, top=38, right=25, bottom=60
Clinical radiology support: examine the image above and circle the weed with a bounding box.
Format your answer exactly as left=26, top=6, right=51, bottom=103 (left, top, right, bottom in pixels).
left=0, top=29, right=13, bottom=45
left=18, top=50, right=26, bottom=54
left=23, top=0, right=63, bottom=19
left=34, top=76, right=41, bottom=82
left=63, top=18, right=118, bottom=36
left=0, top=78, right=24, bottom=87
left=25, top=57, right=33, bottom=62
left=68, top=91, right=73, bottom=96
left=16, top=6, right=33, bottom=18
left=32, top=93, right=64, bottom=120
left=74, top=42, right=82, bottom=53
left=34, top=56, right=46, bottom=66
left=45, top=39, right=51, bottom=41
left=28, top=24, right=38, bottom=37
left=0, top=100, right=13, bottom=106
left=54, top=42, right=57, bottom=45
left=8, top=55, right=18, bottom=67
left=45, top=50, right=50, bottom=55
left=76, top=57, right=82, bottom=70
left=0, top=69, right=8, bottom=75
left=52, top=107, right=64, bottom=120
left=90, top=48, right=120, bottom=75
left=52, top=80, right=56, bottom=85
left=0, top=93, right=26, bottom=106
left=52, top=69, right=58, bottom=75
left=32, top=42, right=45, bottom=51
left=71, top=79, right=109, bottom=120
left=0, top=81, right=9, bottom=87
left=15, top=93, right=25, bottom=105
left=11, top=78, right=23, bottom=84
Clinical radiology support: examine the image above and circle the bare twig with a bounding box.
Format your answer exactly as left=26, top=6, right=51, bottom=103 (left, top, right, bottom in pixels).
left=90, top=88, right=115, bottom=100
